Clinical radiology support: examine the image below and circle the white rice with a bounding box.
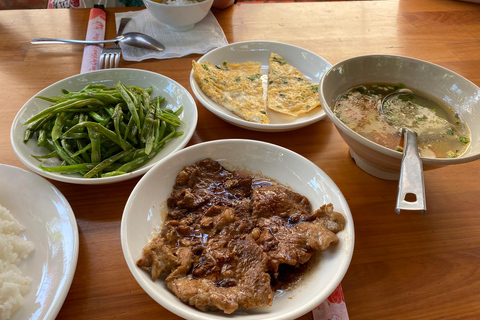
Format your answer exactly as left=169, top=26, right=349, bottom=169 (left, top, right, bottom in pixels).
left=0, top=204, right=34, bottom=320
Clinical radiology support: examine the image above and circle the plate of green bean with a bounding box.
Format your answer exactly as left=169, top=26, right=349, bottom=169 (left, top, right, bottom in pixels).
left=11, top=68, right=198, bottom=185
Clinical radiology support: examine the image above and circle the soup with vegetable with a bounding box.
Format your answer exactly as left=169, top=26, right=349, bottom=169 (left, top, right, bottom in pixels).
left=333, top=83, right=471, bottom=158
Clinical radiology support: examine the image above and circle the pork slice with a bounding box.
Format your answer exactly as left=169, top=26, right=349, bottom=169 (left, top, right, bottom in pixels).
left=252, top=186, right=311, bottom=219
left=136, top=237, right=179, bottom=281
left=167, top=235, right=273, bottom=314
left=256, top=216, right=339, bottom=276
left=309, top=203, right=346, bottom=232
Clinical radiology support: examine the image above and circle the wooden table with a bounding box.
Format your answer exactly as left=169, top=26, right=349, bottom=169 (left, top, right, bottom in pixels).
left=1, top=0, right=480, bottom=319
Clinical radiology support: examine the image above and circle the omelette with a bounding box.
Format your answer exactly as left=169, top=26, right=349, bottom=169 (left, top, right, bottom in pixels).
left=192, top=60, right=269, bottom=124
left=266, top=52, right=321, bottom=117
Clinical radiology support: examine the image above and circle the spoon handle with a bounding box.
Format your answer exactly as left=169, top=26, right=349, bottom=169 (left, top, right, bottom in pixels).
left=117, top=18, right=131, bottom=37
left=396, top=128, right=427, bottom=214
left=31, top=38, right=117, bottom=45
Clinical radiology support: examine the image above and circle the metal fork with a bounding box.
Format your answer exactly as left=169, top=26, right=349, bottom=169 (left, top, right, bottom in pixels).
left=99, top=18, right=131, bottom=69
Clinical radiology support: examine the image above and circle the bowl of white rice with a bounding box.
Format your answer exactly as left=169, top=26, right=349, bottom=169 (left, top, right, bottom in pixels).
left=143, top=0, right=214, bottom=32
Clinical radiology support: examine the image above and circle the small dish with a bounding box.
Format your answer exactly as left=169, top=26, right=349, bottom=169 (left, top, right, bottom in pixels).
left=11, top=68, right=197, bottom=185
left=0, top=164, right=79, bottom=320
left=121, top=139, right=354, bottom=320
left=190, top=41, right=332, bottom=132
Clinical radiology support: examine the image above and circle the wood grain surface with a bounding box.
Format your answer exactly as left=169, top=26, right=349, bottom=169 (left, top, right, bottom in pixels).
left=1, top=1, right=480, bottom=319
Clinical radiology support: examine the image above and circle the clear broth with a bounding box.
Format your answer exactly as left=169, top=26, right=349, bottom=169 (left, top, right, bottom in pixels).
left=333, top=83, right=471, bottom=158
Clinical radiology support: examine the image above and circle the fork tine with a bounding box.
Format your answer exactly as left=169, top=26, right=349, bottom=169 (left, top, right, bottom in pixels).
left=114, top=53, right=120, bottom=68
left=103, top=53, right=112, bottom=69
left=106, top=53, right=113, bottom=69
left=98, top=52, right=105, bottom=69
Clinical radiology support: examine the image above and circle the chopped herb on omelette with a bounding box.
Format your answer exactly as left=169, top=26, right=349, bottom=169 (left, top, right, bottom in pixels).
left=267, top=52, right=321, bottom=117
left=192, top=60, right=269, bottom=124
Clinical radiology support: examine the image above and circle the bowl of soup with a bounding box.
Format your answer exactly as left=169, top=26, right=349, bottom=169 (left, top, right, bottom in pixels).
left=319, top=54, right=480, bottom=180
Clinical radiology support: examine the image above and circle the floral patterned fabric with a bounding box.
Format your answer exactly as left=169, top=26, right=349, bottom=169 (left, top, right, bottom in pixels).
left=312, top=284, right=350, bottom=320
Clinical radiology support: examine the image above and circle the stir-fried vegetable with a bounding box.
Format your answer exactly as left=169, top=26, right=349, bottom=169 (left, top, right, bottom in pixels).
left=23, top=82, right=185, bottom=178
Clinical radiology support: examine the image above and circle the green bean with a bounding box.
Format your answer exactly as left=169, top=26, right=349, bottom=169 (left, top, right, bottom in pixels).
left=134, top=86, right=151, bottom=127
left=38, top=92, right=120, bottom=104
left=84, top=148, right=134, bottom=178
left=62, top=133, right=89, bottom=139
left=24, top=98, right=105, bottom=125
left=42, top=138, right=56, bottom=153
left=141, top=103, right=156, bottom=153
left=25, top=81, right=184, bottom=178
left=102, top=145, right=122, bottom=159
left=76, top=140, right=91, bottom=163
left=39, top=162, right=96, bottom=174
left=174, top=106, right=184, bottom=116
left=31, top=150, right=58, bottom=160
left=87, top=110, right=109, bottom=125
left=101, top=171, right=128, bottom=177
left=124, top=116, right=138, bottom=145
left=71, top=142, right=92, bottom=158
left=52, top=139, right=79, bottom=165
left=64, top=122, right=132, bottom=150
left=156, top=120, right=166, bottom=145
left=87, top=127, right=102, bottom=163
left=115, top=82, right=140, bottom=129
left=70, top=137, right=109, bottom=158
left=157, top=109, right=185, bottom=127
left=116, top=156, right=148, bottom=173
left=24, top=114, right=55, bottom=143
left=144, top=119, right=157, bottom=155
left=61, top=138, right=84, bottom=164
left=112, top=104, right=126, bottom=150
left=37, top=129, right=48, bottom=147
left=52, top=112, right=67, bottom=141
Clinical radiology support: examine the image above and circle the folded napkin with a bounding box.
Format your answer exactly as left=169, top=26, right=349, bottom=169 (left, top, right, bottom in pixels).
left=115, top=10, right=228, bottom=61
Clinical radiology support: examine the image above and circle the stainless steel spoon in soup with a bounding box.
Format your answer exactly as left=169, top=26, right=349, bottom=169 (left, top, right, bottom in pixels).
left=381, top=90, right=457, bottom=214
left=31, top=32, right=166, bottom=52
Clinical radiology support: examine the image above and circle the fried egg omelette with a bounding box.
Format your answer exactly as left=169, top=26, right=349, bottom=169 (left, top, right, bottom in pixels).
left=192, top=60, right=269, bottom=124
left=266, top=52, right=321, bottom=117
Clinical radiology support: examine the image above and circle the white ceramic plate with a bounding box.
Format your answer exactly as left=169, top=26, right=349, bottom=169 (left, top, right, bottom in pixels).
left=11, top=68, right=198, bottom=185
left=190, top=41, right=332, bottom=132
left=0, top=164, right=79, bottom=320
left=121, top=139, right=354, bottom=320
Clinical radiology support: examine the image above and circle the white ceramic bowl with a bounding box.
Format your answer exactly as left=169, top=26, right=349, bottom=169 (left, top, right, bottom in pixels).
left=190, top=41, right=332, bottom=132
left=0, top=164, right=79, bottom=320
left=319, top=54, right=480, bottom=180
left=121, top=139, right=354, bottom=320
left=143, top=0, right=214, bottom=32
left=11, top=68, right=197, bottom=185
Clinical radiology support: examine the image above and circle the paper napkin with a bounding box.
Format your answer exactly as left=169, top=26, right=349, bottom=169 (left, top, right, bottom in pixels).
left=81, top=8, right=106, bottom=73
left=115, top=9, right=228, bottom=61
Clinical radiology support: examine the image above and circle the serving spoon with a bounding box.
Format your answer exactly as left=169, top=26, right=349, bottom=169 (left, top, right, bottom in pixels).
left=381, top=89, right=460, bottom=214
left=31, top=32, right=165, bottom=52
left=381, top=90, right=433, bottom=214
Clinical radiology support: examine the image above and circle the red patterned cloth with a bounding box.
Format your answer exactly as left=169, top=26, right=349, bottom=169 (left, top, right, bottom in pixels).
left=312, top=284, right=349, bottom=320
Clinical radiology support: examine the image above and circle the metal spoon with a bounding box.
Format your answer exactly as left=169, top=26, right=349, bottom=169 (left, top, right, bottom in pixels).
left=381, top=91, right=428, bottom=214
left=31, top=32, right=165, bottom=52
